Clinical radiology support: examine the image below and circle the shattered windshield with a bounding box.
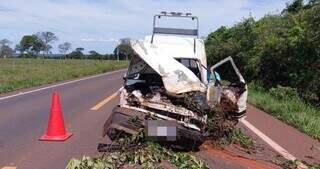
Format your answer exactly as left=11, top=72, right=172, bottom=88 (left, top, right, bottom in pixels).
left=175, top=58, right=202, bottom=80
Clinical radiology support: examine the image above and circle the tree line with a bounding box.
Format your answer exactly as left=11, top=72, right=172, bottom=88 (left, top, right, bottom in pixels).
left=205, top=0, right=319, bottom=107
left=0, top=32, right=134, bottom=60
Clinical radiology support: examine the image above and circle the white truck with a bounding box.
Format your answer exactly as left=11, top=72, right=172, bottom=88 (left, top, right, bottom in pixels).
left=103, top=12, right=247, bottom=150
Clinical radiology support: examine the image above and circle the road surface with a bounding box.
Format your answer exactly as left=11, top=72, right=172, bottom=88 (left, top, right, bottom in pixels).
left=0, top=70, right=319, bottom=169
left=0, top=70, right=124, bottom=169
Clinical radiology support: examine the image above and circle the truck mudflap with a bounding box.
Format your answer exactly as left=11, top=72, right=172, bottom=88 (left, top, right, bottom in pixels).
left=102, top=106, right=205, bottom=150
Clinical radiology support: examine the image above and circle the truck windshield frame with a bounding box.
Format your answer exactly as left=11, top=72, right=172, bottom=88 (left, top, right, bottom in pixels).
left=175, top=58, right=202, bottom=81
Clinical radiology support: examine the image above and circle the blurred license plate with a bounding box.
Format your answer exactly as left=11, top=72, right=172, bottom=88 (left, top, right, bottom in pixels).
left=146, top=120, right=177, bottom=141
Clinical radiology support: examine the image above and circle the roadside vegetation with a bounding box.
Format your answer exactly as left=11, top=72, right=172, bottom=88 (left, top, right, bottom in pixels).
left=0, top=58, right=128, bottom=94
left=205, top=0, right=320, bottom=138
left=248, top=82, right=320, bottom=140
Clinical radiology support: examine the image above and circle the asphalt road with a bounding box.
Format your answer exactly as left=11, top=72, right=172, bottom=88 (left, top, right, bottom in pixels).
left=0, top=69, right=319, bottom=169
left=0, top=70, right=125, bottom=169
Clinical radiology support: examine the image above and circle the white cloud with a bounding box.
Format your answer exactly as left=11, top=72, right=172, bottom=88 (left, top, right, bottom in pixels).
left=0, top=0, right=287, bottom=53
left=81, top=38, right=119, bottom=43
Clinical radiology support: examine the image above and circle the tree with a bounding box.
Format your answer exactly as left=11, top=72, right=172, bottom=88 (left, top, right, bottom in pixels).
left=36, top=31, right=58, bottom=55
left=104, top=54, right=115, bottom=60
left=75, top=47, right=84, bottom=52
left=58, top=42, right=72, bottom=59
left=0, top=39, right=13, bottom=58
left=18, top=35, right=43, bottom=56
left=205, top=17, right=258, bottom=80
left=283, top=0, right=304, bottom=13
left=307, top=0, right=320, bottom=6
left=205, top=2, right=320, bottom=107
left=113, top=44, right=134, bottom=60
left=14, top=44, right=23, bottom=55
left=0, top=46, right=13, bottom=58
left=0, top=39, right=11, bottom=46
left=88, top=50, right=103, bottom=60
left=67, top=47, right=84, bottom=59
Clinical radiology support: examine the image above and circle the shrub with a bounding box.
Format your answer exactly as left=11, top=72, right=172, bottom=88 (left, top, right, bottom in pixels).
left=269, top=85, right=299, bottom=100
left=205, top=0, right=320, bottom=107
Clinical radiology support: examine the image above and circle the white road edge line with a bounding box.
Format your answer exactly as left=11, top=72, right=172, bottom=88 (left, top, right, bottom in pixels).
left=240, top=118, right=308, bottom=169
left=0, top=69, right=125, bottom=101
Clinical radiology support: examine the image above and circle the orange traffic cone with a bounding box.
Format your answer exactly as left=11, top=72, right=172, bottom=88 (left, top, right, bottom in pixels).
left=39, top=91, right=72, bottom=141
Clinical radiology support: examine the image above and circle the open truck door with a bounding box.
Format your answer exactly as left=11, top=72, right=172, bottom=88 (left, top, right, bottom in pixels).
left=207, top=56, right=247, bottom=118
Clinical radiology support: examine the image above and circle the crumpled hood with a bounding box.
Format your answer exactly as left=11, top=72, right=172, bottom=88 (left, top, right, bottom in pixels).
left=130, top=36, right=206, bottom=94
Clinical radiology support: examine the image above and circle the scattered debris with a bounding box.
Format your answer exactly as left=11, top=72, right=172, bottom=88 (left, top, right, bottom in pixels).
left=67, top=130, right=208, bottom=169
left=271, top=155, right=320, bottom=169
left=229, top=129, right=255, bottom=149
left=203, top=109, right=238, bottom=143
left=271, top=155, right=302, bottom=169
left=68, top=143, right=208, bottom=169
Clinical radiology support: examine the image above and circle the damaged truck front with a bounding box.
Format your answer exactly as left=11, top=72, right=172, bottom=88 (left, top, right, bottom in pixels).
left=103, top=12, right=248, bottom=150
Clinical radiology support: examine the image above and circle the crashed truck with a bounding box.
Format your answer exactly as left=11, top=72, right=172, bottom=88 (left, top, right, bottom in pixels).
left=103, top=12, right=248, bottom=149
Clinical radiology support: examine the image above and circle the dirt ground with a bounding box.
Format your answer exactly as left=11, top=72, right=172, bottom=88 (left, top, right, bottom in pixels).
left=197, top=141, right=281, bottom=169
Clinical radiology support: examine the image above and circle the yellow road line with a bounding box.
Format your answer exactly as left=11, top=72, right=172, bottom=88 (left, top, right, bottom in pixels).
left=90, top=92, right=118, bottom=111
left=1, top=166, right=17, bottom=169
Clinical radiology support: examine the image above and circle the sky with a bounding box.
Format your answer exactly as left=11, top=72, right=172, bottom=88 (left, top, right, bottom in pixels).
left=0, top=0, right=288, bottom=54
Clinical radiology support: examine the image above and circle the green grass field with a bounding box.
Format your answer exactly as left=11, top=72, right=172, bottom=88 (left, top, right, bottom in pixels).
left=248, top=82, right=320, bottom=140
left=0, top=58, right=128, bottom=94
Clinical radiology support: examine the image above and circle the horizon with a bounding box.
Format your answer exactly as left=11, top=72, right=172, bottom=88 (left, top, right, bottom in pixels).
left=0, top=0, right=287, bottom=54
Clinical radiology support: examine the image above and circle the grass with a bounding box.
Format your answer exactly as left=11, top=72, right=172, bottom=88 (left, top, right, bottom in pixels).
left=0, top=58, right=128, bottom=94
left=248, top=82, right=320, bottom=140
left=230, top=129, right=255, bottom=149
